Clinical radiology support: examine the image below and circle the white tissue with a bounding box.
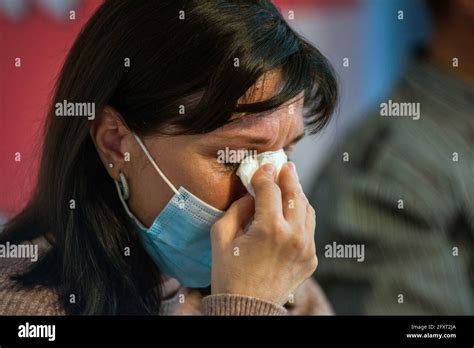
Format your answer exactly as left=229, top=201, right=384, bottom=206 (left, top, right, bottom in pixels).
left=236, top=149, right=288, bottom=197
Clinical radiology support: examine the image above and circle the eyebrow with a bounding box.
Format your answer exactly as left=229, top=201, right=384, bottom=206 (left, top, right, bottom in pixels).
left=231, top=131, right=306, bottom=146
left=289, top=131, right=306, bottom=145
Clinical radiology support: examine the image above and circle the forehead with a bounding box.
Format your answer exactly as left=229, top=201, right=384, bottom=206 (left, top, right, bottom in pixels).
left=201, top=69, right=305, bottom=147
left=209, top=90, right=305, bottom=149
left=222, top=92, right=304, bottom=132
left=238, top=69, right=284, bottom=105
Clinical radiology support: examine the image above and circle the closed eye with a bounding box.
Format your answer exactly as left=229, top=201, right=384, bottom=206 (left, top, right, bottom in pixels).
left=223, top=161, right=240, bottom=172
left=220, top=149, right=293, bottom=173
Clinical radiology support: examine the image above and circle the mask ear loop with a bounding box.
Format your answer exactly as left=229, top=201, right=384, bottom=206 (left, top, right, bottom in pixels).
left=133, top=134, right=181, bottom=197
left=117, top=172, right=129, bottom=200
left=114, top=172, right=148, bottom=230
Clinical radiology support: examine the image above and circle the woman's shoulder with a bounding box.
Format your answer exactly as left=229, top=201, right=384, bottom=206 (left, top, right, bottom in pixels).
left=0, top=240, right=64, bottom=315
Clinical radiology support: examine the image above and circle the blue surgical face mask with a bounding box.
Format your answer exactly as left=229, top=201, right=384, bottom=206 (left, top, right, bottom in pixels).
left=115, top=134, right=224, bottom=288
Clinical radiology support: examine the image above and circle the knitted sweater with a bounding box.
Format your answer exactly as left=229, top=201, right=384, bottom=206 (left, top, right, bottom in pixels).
left=0, top=239, right=333, bottom=316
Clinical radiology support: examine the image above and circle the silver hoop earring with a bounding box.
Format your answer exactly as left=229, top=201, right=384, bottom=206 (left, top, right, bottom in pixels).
left=117, top=172, right=129, bottom=200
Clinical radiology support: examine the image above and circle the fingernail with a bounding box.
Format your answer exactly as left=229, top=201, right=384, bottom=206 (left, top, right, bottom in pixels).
left=263, top=163, right=275, bottom=175
left=287, top=161, right=299, bottom=180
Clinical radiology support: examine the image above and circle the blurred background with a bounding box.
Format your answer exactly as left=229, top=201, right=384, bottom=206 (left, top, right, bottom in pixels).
left=1, top=0, right=472, bottom=314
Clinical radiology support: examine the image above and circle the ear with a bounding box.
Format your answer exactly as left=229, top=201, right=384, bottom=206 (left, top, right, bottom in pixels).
left=90, top=106, right=131, bottom=180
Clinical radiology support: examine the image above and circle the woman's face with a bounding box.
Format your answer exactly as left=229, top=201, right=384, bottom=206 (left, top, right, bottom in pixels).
left=93, top=73, right=305, bottom=227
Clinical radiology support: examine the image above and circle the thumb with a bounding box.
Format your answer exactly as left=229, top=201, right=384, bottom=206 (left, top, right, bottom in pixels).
left=211, top=194, right=254, bottom=246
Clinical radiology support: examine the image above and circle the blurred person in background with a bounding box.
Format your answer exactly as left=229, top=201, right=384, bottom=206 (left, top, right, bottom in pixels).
left=310, top=0, right=474, bottom=314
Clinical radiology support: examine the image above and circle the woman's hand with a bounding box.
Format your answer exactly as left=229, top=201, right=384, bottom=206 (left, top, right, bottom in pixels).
left=210, top=162, right=317, bottom=305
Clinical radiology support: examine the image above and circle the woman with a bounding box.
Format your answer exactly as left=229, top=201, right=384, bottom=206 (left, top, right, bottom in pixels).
left=0, top=0, right=337, bottom=315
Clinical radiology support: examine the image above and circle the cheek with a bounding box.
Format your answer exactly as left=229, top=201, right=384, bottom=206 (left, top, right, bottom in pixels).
left=148, top=138, right=247, bottom=211
left=183, top=161, right=247, bottom=211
